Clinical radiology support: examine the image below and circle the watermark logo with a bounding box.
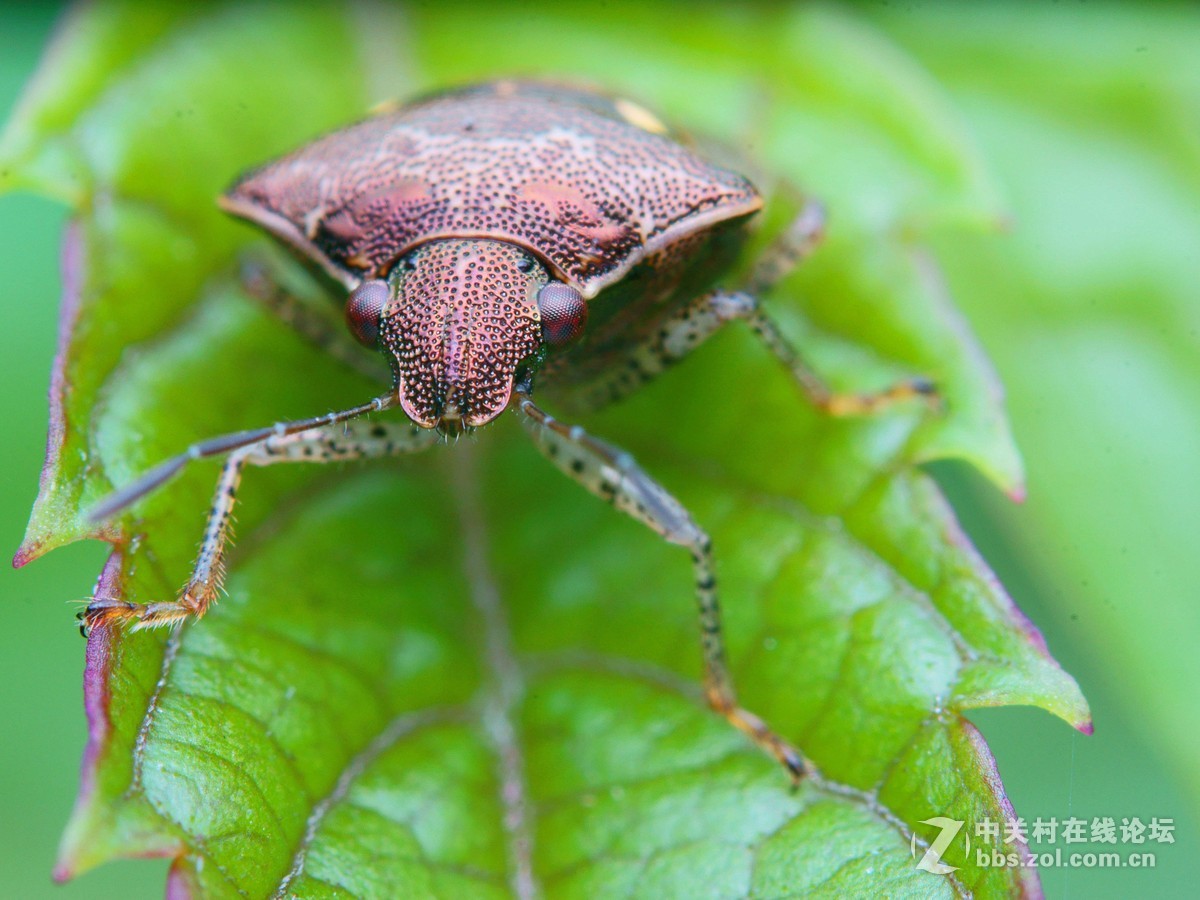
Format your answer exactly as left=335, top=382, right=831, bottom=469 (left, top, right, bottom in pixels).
left=911, top=817, right=969, bottom=874
left=912, top=813, right=1174, bottom=874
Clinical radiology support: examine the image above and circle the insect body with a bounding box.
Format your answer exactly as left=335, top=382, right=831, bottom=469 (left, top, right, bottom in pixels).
left=83, top=81, right=934, bottom=781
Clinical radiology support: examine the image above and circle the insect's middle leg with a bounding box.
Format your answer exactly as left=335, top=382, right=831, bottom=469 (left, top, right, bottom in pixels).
left=82, top=419, right=437, bottom=632
left=516, top=395, right=808, bottom=781
left=580, top=287, right=935, bottom=415
left=579, top=200, right=936, bottom=415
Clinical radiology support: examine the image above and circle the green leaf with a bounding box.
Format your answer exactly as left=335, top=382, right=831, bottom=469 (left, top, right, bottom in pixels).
left=4, top=2, right=1086, bottom=897
left=868, top=2, right=1200, bottom=816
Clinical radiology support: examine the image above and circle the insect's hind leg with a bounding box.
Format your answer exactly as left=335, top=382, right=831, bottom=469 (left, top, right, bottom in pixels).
left=516, top=395, right=809, bottom=781
left=82, top=419, right=437, bottom=633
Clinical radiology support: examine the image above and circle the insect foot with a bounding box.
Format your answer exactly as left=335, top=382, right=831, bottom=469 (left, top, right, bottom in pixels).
left=79, top=409, right=432, bottom=639
left=705, top=683, right=812, bottom=784
left=814, top=373, right=941, bottom=418
left=78, top=594, right=202, bottom=637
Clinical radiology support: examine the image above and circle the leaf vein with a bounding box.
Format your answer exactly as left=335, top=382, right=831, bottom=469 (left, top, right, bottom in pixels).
left=272, top=706, right=467, bottom=899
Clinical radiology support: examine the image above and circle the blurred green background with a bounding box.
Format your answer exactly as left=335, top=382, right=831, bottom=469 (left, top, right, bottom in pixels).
left=1, top=3, right=1196, bottom=898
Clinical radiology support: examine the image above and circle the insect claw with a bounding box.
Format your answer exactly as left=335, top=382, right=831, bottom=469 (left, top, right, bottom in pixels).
left=783, top=748, right=812, bottom=785
left=910, top=376, right=945, bottom=414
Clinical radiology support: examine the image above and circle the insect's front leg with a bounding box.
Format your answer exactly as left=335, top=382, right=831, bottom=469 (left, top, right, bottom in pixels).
left=516, top=395, right=809, bottom=782
left=82, top=419, right=436, bottom=633
left=239, top=258, right=392, bottom=385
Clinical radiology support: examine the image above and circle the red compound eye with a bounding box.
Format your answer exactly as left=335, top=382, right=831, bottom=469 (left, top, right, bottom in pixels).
left=537, top=282, right=587, bottom=346
left=345, top=279, right=389, bottom=348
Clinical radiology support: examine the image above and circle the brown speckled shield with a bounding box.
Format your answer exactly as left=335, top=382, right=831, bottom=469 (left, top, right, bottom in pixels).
left=219, top=81, right=762, bottom=297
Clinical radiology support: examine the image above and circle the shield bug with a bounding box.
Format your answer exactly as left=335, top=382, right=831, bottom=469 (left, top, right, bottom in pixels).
left=82, top=80, right=935, bottom=781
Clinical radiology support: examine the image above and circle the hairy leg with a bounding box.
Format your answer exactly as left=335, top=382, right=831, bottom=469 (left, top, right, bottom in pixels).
left=83, top=417, right=434, bottom=632
left=516, top=394, right=808, bottom=781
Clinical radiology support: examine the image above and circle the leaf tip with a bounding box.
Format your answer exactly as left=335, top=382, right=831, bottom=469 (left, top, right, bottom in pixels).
left=12, top=541, right=40, bottom=569
left=166, top=860, right=197, bottom=900
left=971, top=447, right=1027, bottom=501
left=51, top=860, right=74, bottom=885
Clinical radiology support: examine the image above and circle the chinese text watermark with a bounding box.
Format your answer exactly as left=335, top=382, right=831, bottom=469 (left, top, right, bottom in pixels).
left=911, top=814, right=1174, bottom=874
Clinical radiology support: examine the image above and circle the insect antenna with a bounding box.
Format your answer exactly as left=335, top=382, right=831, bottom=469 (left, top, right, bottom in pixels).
left=86, top=392, right=399, bottom=523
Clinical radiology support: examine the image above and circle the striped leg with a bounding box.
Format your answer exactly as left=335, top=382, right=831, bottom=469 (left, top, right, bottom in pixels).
left=579, top=200, right=936, bottom=415
left=744, top=196, right=830, bottom=295
left=82, top=419, right=436, bottom=632
left=516, top=395, right=808, bottom=781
